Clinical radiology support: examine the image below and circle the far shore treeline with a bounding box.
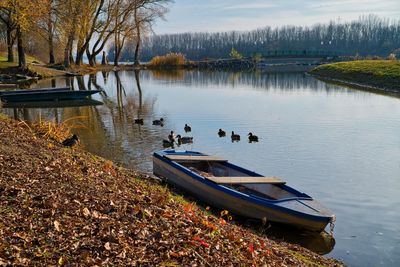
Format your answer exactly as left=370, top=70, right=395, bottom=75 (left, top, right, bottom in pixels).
left=0, top=0, right=171, bottom=68
left=111, top=15, right=400, bottom=61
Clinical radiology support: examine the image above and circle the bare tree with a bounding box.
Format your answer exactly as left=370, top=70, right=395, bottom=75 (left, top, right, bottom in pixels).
left=132, top=0, right=171, bottom=67
left=0, top=8, right=16, bottom=62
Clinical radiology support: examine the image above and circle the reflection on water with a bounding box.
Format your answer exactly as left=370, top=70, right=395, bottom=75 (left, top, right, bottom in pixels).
left=1, top=70, right=400, bottom=266
left=4, top=99, right=103, bottom=109
left=241, top=218, right=335, bottom=255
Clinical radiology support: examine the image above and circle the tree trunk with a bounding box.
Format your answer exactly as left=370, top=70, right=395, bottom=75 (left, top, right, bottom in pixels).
left=16, top=27, right=26, bottom=68
left=114, top=33, right=119, bottom=66
left=6, top=27, right=14, bottom=62
left=133, top=9, right=140, bottom=67
left=64, top=33, right=73, bottom=67
left=69, top=44, right=74, bottom=65
left=114, top=46, right=121, bottom=66
left=101, top=51, right=107, bottom=65
left=88, top=54, right=96, bottom=67
left=75, top=38, right=85, bottom=65
left=48, top=14, right=55, bottom=64
left=49, top=39, right=55, bottom=64
left=114, top=48, right=121, bottom=66
left=133, top=38, right=140, bottom=67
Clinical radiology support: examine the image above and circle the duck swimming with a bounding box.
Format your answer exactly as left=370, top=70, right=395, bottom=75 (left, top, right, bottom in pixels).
left=231, top=131, right=240, bottom=141
left=248, top=132, right=259, bottom=142
left=134, top=118, right=144, bottom=124
left=184, top=124, right=191, bottom=133
left=62, top=134, right=79, bottom=147
left=152, top=118, right=164, bottom=126
left=168, top=131, right=176, bottom=143
left=176, top=135, right=193, bottom=145
left=163, top=139, right=174, bottom=148
left=218, top=129, right=226, bottom=137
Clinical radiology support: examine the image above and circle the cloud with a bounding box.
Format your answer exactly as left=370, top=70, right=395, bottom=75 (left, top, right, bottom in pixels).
left=154, top=0, right=400, bottom=34
left=307, top=0, right=400, bottom=13
left=222, top=3, right=277, bottom=10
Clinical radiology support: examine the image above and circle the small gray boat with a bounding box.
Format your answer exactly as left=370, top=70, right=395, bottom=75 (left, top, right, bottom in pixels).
left=153, top=150, right=335, bottom=232
left=0, top=87, right=101, bottom=102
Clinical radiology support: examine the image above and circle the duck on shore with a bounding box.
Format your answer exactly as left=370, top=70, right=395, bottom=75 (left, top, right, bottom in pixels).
left=248, top=132, right=259, bottom=142
left=184, top=124, right=192, bottom=133
left=62, top=134, right=79, bottom=147
left=176, top=135, right=193, bottom=145
left=152, top=118, right=164, bottom=126
left=231, top=131, right=240, bottom=141
left=218, top=129, right=226, bottom=137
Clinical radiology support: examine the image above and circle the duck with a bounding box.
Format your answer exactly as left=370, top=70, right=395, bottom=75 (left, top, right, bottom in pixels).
left=231, top=131, right=240, bottom=141
left=62, top=134, right=79, bottom=147
left=134, top=118, right=144, bottom=124
left=218, top=129, right=226, bottom=137
left=248, top=132, right=259, bottom=142
left=176, top=134, right=193, bottom=145
left=168, top=131, right=176, bottom=143
left=163, top=139, right=174, bottom=148
left=184, top=123, right=191, bottom=133
left=152, top=118, right=164, bottom=126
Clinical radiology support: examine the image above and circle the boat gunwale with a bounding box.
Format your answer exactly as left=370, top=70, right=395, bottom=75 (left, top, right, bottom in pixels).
left=0, top=89, right=102, bottom=103
left=0, top=87, right=72, bottom=95
left=153, top=150, right=333, bottom=223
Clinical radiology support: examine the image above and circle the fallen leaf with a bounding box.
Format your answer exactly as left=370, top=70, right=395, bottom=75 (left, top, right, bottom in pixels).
left=169, top=251, right=180, bottom=258
left=54, top=220, right=61, bottom=232
left=82, top=208, right=91, bottom=217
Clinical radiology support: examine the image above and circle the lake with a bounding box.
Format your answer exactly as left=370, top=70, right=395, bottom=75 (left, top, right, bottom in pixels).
left=1, top=69, right=399, bottom=266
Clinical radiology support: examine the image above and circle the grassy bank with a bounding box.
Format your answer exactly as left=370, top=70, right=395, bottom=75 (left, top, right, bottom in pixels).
left=0, top=116, right=342, bottom=266
left=310, top=60, right=400, bottom=93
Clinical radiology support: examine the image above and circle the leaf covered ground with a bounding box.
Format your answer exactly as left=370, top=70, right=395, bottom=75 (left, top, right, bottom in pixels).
left=0, top=117, right=343, bottom=266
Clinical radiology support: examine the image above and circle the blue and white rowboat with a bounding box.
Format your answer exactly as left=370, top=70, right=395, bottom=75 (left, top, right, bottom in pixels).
left=153, top=150, right=335, bottom=232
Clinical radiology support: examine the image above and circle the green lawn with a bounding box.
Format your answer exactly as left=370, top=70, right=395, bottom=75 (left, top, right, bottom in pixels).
left=310, top=60, right=400, bottom=92
left=312, top=60, right=400, bottom=78
left=0, top=52, right=42, bottom=69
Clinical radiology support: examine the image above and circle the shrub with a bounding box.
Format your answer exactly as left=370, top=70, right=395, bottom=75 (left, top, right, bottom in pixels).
left=387, top=53, right=397, bottom=60
left=229, top=48, right=243, bottom=59
left=149, top=53, right=186, bottom=68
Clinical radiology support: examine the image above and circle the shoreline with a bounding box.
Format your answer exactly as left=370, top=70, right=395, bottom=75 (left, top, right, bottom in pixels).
left=308, top=73, right=400, bottom=97
left=0, top=64, right=138, bottom=87
left=0, top=115, right=342, bottom=266
left=309, top=60, right=400, bottom=94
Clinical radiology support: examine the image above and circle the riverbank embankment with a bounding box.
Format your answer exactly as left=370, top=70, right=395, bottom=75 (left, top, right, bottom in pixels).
left=310, top=60, right=400, bottom=93
left=0, top=115, right=342, bottom=266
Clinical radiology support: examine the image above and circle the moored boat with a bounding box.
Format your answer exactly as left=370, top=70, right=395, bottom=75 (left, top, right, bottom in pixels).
left=0, top=87, right=101, bottom=102
left=153, top=150, right=335, bottom=232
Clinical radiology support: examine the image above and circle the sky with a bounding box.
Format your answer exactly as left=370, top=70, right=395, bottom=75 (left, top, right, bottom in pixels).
left=153, top=0, right=400, bottom=34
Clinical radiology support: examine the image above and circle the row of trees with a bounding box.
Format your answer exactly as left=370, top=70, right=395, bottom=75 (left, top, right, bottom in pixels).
left=113, top=15, right=400, bottom=61
left=0, top=0, right=171, bottom=68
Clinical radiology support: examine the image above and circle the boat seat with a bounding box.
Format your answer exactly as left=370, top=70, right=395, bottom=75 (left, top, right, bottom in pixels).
left=164, top=155, right=227, bottom=162
left=206, top=176, right=286, bottom=184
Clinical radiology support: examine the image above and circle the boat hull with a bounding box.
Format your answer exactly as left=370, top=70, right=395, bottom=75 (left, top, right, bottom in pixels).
left=0, top=88, right=101, bottom=102
left=153, top=153, right=333, bottom=232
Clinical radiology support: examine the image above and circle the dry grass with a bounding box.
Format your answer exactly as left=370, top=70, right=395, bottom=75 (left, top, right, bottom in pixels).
left=30, top=115, right=88, bottom=143
left=149, top=53, right=186, bottom=68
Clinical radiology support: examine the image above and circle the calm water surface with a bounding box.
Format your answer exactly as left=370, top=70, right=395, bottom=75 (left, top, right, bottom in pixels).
left=2, top=70, right=399, bottom=266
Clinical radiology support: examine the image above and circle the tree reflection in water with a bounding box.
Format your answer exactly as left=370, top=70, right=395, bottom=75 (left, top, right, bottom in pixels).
left=1, top=71, right=168, bottom=171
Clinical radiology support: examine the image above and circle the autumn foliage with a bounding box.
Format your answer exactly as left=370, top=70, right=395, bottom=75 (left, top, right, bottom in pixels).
left=0, top=117, right=342, bottom=266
